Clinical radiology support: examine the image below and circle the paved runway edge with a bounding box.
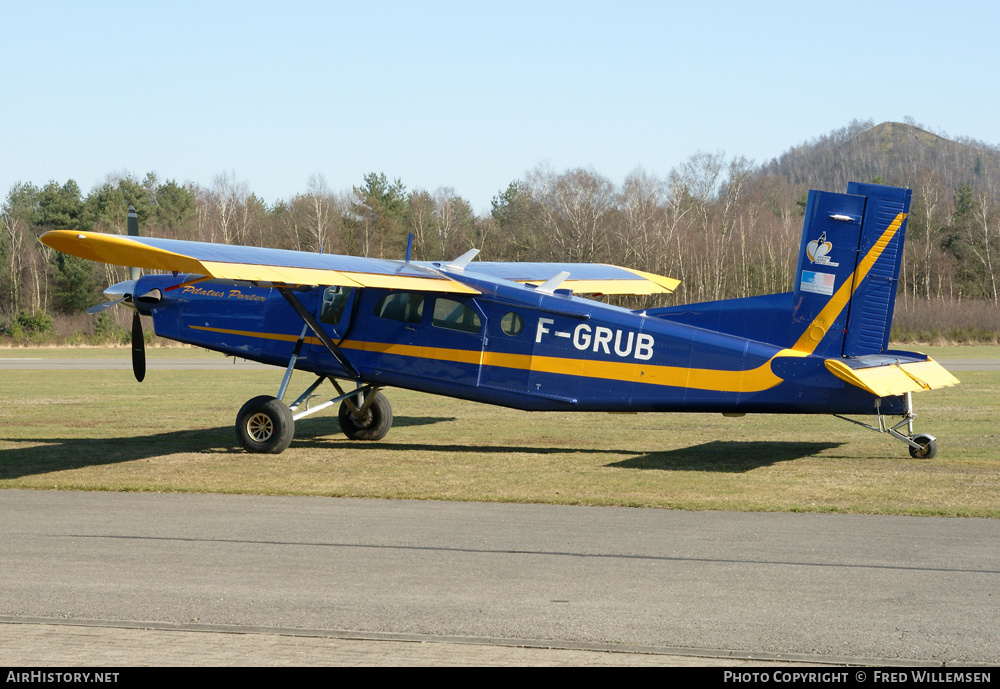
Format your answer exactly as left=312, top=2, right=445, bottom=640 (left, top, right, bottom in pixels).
left=0, top=617, right=960, bottom=667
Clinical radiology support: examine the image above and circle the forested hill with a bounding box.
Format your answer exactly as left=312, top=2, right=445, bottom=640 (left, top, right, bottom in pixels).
left=762, top=120, right=1000, bottom=196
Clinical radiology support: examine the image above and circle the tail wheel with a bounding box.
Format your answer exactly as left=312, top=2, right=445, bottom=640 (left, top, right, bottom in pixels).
left=338, top=391, right=392, bottom=441
left=236, top=395, right=294, bottom=454
left=908, top=433, right=938, bottom=459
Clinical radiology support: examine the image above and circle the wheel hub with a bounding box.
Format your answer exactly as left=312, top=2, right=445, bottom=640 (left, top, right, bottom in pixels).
left=247, top=412, right=274, bottom=441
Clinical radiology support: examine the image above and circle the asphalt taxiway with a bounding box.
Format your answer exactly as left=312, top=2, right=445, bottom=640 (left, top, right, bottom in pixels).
left=1, top=490, right=996, bottom=666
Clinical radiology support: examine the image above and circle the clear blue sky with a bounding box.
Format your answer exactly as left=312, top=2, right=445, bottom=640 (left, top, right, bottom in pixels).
left=3, top=0, right=998, bottom=214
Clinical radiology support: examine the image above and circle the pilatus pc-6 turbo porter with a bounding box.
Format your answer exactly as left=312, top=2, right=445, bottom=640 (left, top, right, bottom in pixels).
left=41, top=182, right=958, bottom=458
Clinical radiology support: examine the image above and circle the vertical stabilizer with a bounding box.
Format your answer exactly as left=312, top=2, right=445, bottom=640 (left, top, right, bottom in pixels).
left=790, top=183, right=911, bottom=358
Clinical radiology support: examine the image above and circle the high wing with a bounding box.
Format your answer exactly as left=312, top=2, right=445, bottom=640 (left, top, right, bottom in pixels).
left=41, top=230, right=682, bottom=297
left=39, top=230, right=480, bottom=294
left=453, top=261, right=680, bottom=295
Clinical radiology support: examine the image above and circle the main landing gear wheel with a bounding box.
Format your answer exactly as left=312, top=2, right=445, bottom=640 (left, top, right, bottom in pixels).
left=236, top=395, right=295, bottom=454
left=338, top=391, right=392, bottom=441
left=908, top=433, right=938, bottom=460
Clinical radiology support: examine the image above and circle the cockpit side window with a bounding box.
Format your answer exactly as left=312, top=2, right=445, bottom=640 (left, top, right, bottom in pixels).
left=432, top=298, right=482, bottom=334
left=319, top=286, right=353, bottom=325
left=374, top=292, right=424, bottom=324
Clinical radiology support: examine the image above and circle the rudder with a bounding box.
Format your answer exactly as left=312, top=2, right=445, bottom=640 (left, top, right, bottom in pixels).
left=841, top=182, right=911, bottom=356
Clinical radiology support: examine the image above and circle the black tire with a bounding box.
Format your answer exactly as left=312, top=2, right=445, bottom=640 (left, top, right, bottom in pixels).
left=908, top=433, right=938, bottom=459
left=236, top=395, right=294, bottom=454
left=338, top=391, right=392, bottom=441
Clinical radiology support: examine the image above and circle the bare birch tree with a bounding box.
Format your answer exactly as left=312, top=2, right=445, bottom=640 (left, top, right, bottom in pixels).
left=210, top=171, right=249, bottom=244
left=305, top=174, right=332, bottom=253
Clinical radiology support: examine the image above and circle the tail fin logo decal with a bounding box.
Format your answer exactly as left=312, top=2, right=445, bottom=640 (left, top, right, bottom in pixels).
left=806, top=232, right=839, bottom=267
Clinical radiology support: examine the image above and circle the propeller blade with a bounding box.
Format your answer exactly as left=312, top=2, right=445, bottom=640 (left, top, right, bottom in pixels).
left=85, top=298, right=126, bottom=315
left=127, top=206, right=139, bottom=237
left=131, top=312, right=146, bottom=383
left=127, top=206, right=141, bottom=282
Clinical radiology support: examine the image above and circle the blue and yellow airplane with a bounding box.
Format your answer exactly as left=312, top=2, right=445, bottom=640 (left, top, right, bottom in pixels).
left=41, top=182, right=958, bottom=458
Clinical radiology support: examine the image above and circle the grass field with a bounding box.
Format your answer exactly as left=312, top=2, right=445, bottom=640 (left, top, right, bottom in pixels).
left=1, top=346, right=998, bottom=517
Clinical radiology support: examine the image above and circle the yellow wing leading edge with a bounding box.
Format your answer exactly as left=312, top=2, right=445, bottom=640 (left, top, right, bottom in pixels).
left=40, top=230, right=480, bottom=294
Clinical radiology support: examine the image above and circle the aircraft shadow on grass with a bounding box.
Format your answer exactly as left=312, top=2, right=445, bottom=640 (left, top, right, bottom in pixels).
left=1, top=414, right=844, bottom=479
left=319, top=435, right=846, bottom=472
left=608, top=440, right=845, bottom=472
left=0, top=416, right=450, bottom=480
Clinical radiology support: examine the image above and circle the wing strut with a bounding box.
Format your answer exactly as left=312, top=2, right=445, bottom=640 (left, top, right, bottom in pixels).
left=274, top=285, right=359, bottom=379
left=277, top=324, right=309, bottom=401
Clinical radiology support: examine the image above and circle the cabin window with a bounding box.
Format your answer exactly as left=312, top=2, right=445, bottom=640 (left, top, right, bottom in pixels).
left=432, top=298, right=482, bottom=334
left=374, top=292, right=424, bottom=324
left=319, top=286, right=352, bottom=325
left=500, top=311, right=524, bottom=336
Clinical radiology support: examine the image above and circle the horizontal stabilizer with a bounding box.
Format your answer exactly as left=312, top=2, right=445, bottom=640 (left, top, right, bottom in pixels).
left=463, top=263, right=680, bottom=295
left=825, top=357, right=959, bottom=398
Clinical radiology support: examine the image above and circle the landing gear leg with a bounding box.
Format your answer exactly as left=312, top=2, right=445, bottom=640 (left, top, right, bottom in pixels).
left=835, top=393, right=938, bottom=459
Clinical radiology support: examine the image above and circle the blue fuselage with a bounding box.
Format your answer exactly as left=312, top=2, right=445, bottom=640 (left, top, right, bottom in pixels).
left=136, top=272, right=901, bottom=416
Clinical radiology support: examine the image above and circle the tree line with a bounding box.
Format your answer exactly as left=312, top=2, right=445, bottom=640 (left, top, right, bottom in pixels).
left=2, top=122, right=998, bottom=341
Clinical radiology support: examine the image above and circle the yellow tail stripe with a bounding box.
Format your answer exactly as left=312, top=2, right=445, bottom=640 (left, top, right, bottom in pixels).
left=792, top=213, right=906, bottom=353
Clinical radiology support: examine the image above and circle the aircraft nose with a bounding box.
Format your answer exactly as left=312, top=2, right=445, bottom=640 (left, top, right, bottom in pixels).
left=103, top=279, right=138, bottom=301
left=85, top=279, right=139, bottom=315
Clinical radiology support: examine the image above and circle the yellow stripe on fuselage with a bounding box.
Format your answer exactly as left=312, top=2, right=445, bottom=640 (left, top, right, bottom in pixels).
left=189, top=325, right=807, bottom=393
left=792, top=213, right=906, bottom=354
